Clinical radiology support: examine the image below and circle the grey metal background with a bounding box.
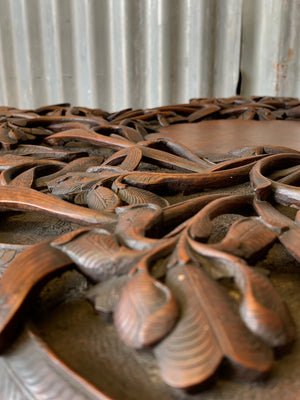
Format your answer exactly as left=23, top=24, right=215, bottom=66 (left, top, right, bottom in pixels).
left=0, top=0, right=298, bottom=112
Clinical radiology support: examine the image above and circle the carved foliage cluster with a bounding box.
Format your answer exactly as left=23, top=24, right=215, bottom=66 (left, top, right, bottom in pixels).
left=0, top=97, right=299, bottom=392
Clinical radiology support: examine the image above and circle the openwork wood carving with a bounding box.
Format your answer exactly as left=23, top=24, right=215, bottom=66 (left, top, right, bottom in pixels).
left=0, top=96, right=299, bottom=397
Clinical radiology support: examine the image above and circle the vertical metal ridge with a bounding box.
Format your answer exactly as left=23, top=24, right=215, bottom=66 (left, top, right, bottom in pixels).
left=9, top=0, right=33, bottom=108
left=107, top=0, right=133, bottom=111
left=56, top=0, right=75, bottom=106
left=276, top=0, right=300, bottom=97
left=72, top=0, right=96, bottom=107
left=143, top=0, right=172, bottom=108
left=0, top=0, right=17, bottom=106
left=0, top=24, right=7, bottom=105
left=91, top=0, right=110, bottom=111
left=213, top=0, right=243, bottom=96
left=39, top=0, right=63, bottom=106
left=175, top=0, right=205, bottom=102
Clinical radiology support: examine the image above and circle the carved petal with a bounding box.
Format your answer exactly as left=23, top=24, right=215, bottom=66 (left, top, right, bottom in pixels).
left=114, top=268, right=179, bottom=348
left=154, top=264, right=273, bottom=389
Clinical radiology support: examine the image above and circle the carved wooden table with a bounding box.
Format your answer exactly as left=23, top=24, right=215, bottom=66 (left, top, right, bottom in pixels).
left=0, top=97, right=299, bottom=399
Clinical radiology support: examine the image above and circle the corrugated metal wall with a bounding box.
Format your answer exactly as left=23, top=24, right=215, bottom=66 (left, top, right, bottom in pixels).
left=241, top=0, right=300, bottom=98
left=0, top=0, right=298, bottom=111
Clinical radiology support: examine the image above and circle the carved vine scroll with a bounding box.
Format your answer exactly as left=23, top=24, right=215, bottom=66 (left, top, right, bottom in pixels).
left=0, top=96, right=299, bottom=396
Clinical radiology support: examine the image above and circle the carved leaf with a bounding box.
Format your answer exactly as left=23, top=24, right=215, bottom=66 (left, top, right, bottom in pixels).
left=212, top=217, right=277, bottom=261
left=103, top=146, right=142, bottom=171
left=35, top=155, right=104, bottom=187
left=0, top=245, right=28, bottom=277
left=187, top=237, right=297, bottom=347
left=0, top=143, right=88, bottom=161
left=114, top=268, right=179, bottom=348
left=9, top=166, right=36, bottom=188
left=140, top=137, right=212, bottom=167
left=45, top=128, right=132, bottom=150
left=187, top=104, right=220, bottom=121
left=87, top=186, right=121, bottom=212
left=154, top=263, right=273, bottom=389
left=0, top=359, right=29, bottom=399
left=118, top=125, right=144, bottom=142
left=13, top=115, right=102, bottom=128
left=186, top=195, right=277, bottom=261
left=141, top=146, right=207, bottom=173
left=117, top=185, right=169, bottom=208
left=48, top=173, right=100, bottom=198
left=52, top=229, right=146, bottom=282
left=74, top=189, right=89, bottom=205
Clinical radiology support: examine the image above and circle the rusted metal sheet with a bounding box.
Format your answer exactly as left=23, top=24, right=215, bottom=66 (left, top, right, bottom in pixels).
left=241, top=0, right=300, bottom=98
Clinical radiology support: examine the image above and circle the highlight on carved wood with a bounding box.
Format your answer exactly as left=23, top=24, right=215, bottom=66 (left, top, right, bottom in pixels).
left=0, top=96, right=299, bottom=395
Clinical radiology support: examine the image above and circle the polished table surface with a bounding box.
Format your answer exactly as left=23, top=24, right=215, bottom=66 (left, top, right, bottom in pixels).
left=160, top=120, right=300, bottom=153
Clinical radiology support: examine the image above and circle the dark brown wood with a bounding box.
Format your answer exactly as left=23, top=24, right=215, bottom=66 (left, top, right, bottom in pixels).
left=0, top=97, right=299, bottom=399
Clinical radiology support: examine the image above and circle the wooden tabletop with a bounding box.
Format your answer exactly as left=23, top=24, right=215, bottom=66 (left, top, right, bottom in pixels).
left=160, top=120, right=300, bottom=154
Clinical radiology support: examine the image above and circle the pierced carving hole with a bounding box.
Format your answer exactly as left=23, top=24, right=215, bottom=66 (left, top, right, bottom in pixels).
left=208, top=214, right=244, bottom=244
left=275, top=204, right=297, bottom=220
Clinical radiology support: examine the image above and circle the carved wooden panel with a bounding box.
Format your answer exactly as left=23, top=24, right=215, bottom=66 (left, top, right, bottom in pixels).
left=0, top=96, right=299, bottom=399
